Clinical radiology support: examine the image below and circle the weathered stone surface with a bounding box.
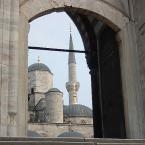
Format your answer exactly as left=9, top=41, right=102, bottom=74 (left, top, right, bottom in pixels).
left=133, top=0, right=145, bottom=120
left=28, top=70, right=53, bottom=95
left=0, top=138, right=144, bottom=145
left=86, top=138, right=145, bottom=143
left=20, top=0, right=126, bottom=29
left=0, top=0, right=145, bottom=139
left=45, top=91, right=63, bottom=123
left=0, top=137, right=85, bottom=142
left=102, top=0, right=130, bottom=16
left=18, top=13, right=29, bottom=136
left=0, top=141, right=94, bottom=145
left=118, top=21, right=145, bottom=138
left=28, top=123, right=93, bottom=138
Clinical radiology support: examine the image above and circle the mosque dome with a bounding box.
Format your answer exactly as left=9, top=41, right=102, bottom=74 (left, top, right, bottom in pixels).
left=28, top=63, right=52, bottom=74
left=46, top=88, right=62, bottom=93
left=57, top=131, right=84, bottom=138
left=63, top=104, right=92, bottom=117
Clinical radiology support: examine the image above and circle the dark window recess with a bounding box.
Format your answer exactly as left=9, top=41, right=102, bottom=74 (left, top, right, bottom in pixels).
left=31, top=88, right=34, bottom=94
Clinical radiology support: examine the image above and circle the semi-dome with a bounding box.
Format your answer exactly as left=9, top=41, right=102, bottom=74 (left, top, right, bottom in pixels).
left=58, top=131, right=84, bottom=138
left=46, top=88, right=62, bottom=93
left=27, top=130, right=42, bottom=137
left=28, top=63, right=52, bottom=73
left=63, top=104, right=92, bottom=117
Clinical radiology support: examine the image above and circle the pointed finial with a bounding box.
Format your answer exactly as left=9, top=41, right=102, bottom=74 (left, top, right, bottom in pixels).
left=37, top=56, right=40, bottom=63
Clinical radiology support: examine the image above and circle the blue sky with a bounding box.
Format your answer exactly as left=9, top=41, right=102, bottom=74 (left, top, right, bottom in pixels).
left=28, top=12, right=92, bottom=108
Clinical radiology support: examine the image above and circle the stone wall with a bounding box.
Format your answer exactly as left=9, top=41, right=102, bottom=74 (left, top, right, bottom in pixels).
left=0, top=0, right=145, bottom=138
left=66, top=117, right=93, bottom=125
left=28, top=71, right=36, bottom=94
left=28, top=123, right=93, bottom=138
left=34, top=93, right=45, bottom=105
left=28, top=70, right=53, bottom=94
left=103, top=0, right=130, bottom=16
left=35, top=71, right=53, bottom=92
left=133, top=0, right=145, bottom=97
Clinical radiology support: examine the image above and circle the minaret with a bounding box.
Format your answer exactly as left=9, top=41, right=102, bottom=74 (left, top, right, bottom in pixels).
left=66, top=29, right=80, bottom=105
left=37, top=56, right=40, bottom=63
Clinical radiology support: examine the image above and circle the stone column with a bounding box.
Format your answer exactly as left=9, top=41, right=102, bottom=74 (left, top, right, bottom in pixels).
left=17, top=13, right=29, bottom=136
left=7, top=0, right=19, bottom=136
left=118, top=20, right=145, bottom=138
left=0, top=0, right=11, bottom=136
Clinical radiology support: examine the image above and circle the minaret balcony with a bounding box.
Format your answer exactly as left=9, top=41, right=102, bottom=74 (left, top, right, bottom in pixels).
left=66, top=82, right=80, bottom=92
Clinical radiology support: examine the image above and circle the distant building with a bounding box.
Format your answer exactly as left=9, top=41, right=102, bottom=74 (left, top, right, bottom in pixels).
left=28, top=32, right=93, bottom=138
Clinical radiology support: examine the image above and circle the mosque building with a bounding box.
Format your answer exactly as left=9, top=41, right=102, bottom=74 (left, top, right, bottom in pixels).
left=28, top=31, right=93, bottom=138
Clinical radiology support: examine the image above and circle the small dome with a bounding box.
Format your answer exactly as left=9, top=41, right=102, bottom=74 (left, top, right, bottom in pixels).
left=28, top=63, right=52, bottom=74
left=58, top=131, right=84, bottom=138
left=63, top=104, right=92, bottom=117
left=46, top=88, right=62, bottom=93
left=27, top=130, right=42, bottom=137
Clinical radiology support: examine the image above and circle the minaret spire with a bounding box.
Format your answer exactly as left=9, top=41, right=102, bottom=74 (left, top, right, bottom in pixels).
left=68, top=31, right=76, bottom=64
left=37, top=56, right=40, bottom=63
left=66, top=28, right=80, bottom=105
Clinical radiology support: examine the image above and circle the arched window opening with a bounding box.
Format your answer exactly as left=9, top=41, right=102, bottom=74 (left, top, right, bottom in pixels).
left=28, top=12, right=93, bottom=138
left=27, top=8, right=126, bottom=139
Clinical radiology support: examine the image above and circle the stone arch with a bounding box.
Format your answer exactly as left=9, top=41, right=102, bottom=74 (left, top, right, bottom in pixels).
left=17, top=0, right=145, bottom=139
left=20, top=0, right=128, bottom=30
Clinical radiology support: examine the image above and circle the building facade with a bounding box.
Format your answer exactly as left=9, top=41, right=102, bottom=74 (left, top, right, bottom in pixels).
left=28, top=32, right=93, bottom=138
left=0, top=0, right=145, bottom=139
